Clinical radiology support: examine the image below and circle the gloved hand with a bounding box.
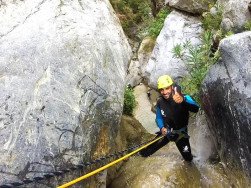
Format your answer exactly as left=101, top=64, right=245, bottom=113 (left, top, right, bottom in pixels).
left=172, top=87, right=183, bottom=104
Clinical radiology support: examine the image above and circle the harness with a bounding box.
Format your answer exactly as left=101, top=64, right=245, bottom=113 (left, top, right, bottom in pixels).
left=169, top=127, right=190, bottom=142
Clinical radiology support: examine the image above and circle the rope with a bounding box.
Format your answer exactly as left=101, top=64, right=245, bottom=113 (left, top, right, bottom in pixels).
left=0, top=136, right=163, bottom=188
left=58, top=136, right=163, bottom=188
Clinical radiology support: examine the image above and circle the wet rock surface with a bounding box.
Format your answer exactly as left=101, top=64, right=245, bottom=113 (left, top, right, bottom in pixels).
left=201, top=31, right=251, bottom=177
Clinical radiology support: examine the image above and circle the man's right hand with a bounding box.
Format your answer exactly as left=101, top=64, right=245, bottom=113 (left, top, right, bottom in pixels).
left=161, top=127, right=167, bottom=136
left=173, top=87, right=183, bottom=103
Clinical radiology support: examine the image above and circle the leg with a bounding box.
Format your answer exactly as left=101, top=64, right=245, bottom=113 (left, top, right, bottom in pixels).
left=175, top=137, right=193, bottom=162
left=140, top=135, right=169, bottom=157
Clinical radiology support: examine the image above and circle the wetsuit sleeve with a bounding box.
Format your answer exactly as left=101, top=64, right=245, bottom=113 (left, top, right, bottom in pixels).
left=183, top=95, right=199, bottom=113
left=155, top=106, right=164, bottom=130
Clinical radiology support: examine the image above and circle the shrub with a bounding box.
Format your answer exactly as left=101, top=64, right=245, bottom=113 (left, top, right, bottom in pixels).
left=180, top=50, right=220, bottom=103
left=110, top=0, right=152, bottom=38
left=174, top=31, right=220, bottom=103
left=172, top=43, right=183, bottom=58
left=123, top=87, right=136, bottom=116
left=202, top=4, right=223, bottom=31
left=147, top=8, right=171, bottom=38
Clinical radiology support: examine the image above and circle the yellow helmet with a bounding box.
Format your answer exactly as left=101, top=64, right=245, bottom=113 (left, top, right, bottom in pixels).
left=157, top=75, right=173, bottom=89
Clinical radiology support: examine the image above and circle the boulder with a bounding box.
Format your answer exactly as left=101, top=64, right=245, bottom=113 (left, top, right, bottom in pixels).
left=165, top=0, right=215, bottom=14
left=138, top=37, right=156, bottom=84
left=145, top=10, right=203, bottom=88
left=201, top=31, right=251, bottom=177
left=218, top=0, right=251, bottom=32
left=0, top=0, right=131, bottom=186
left=126, top=60, right=143, bottom=87
left=126, top=37, right=155, bottom=87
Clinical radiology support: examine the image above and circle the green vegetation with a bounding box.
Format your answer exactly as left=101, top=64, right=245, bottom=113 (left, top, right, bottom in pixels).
left=110, top=0, right=152, bottom=38
left=178, top=31, right=220, bottom=102
left=123, top=87, right=136, bottom=116
left=172, top=43, right=183, bottom=58
left=202, top=5, right=223, bottom=31
left=147, top=8, right=171, bottom=38
left=110, top=0, right=171, bottom=40
left=244, top=21, right=251, bottom=31
left=224, top=30, right=234, bottom=37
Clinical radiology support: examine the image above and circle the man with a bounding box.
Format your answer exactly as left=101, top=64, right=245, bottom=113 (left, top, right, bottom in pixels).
left=140, top=75, right=199, bottom=161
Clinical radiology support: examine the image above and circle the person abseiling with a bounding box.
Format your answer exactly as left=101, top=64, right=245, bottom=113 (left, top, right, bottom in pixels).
left=140, top=75, right=199, bottom=161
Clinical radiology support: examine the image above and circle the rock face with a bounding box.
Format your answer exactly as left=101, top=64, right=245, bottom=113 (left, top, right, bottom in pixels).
left=218, top=0, right=251, bottom=32
left=126, top=60, right=142, bottom=87
left=145, top=10, right=203, bottom=88
left=126, top=37, right=155, bottom=87
left=201, top=31, right=251, bottom=177
left=107, top=115, right=153, bottom=186
left=0, top=0, right=131, bottom=186
left=165, top=0, right=215, bottom=14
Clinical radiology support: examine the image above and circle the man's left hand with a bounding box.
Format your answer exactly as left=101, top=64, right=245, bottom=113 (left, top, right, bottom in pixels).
left=173, top=87, right=183, bottom=103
